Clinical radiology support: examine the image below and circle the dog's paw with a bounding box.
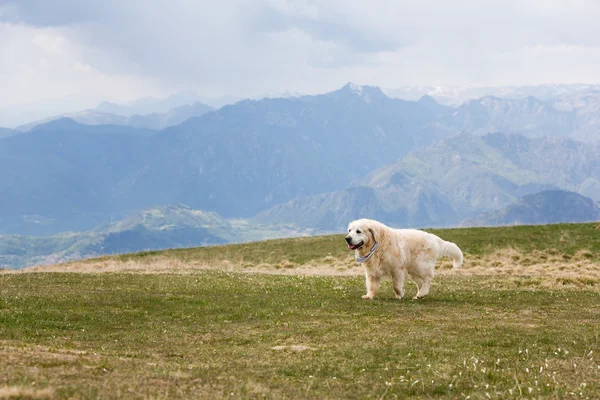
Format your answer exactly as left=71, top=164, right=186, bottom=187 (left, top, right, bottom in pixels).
left=361, top=295, right=373, bottom=300
left=412, top=295, right=426, bottom=300
left=395, top=295, right=404, bottom=300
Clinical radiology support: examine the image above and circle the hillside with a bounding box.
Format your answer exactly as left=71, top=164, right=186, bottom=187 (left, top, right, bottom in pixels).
left=367, top=133, right=600, bottom=211
left=254, top=184, right=459, bottom=229
left=0, top=119, right=157, bottom=235
left=0, top=205, right=230, bottom=269
left=463, top=190, right=600, bottom=227
left=0, top=204, right=322, bottom=270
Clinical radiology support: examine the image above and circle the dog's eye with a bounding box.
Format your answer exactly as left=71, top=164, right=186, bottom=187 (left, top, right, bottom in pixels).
left=356, top=230, right=362, bottom=234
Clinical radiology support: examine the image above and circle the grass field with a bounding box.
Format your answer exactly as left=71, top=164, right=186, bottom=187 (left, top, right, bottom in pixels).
left=1, top=223, right=600, bottom=399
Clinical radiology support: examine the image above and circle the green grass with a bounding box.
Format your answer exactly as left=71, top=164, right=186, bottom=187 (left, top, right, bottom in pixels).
left=2, top=222, right=600, bottom=398
left=1, top=272, right=600, bottom=399
left=110, top=222, right=600, bottom=266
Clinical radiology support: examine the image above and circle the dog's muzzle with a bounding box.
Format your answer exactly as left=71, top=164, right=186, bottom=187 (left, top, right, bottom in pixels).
left=345, top=236, right=364, bottom=250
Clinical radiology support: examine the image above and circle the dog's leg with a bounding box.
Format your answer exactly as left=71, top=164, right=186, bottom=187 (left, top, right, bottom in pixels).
left=415, top=276, right=432, bottom=299
left=362, top=273, right=381, bottom=300
left=391, top=269, right=405, bottom=300
left=412, top=277, right=423, bottom=300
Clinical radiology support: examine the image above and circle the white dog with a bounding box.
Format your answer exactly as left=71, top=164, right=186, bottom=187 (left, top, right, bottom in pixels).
left=345, top=219, right=463, bottom=300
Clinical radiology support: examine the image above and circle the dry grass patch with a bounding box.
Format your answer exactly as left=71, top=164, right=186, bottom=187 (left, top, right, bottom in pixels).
left=0, top=386, right=55, bottom=400
left=448, top=247, right=600, bottom=287
left=14, top=246, right=599, bottom=287
left=16, top=253, right=363, bottom=276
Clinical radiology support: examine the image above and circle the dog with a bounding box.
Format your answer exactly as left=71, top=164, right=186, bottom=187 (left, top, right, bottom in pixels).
left=345, top=219, right=463, bottom=300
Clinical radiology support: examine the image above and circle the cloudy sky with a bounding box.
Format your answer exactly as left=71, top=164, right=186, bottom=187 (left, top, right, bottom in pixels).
left=2, top=0, right=600, bottom=124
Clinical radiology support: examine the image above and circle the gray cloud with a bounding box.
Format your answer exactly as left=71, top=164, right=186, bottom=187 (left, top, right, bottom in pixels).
left=246, top=4, right=407, bottom=53
left=2, top=0, right=600, bottom=120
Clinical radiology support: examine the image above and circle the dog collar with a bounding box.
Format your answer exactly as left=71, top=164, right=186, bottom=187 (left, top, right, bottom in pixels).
left=355, top=242, right=379, bottom=263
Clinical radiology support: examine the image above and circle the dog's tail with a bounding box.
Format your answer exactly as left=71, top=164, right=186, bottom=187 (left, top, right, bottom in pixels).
left=438, top=239, right=463, bottom=269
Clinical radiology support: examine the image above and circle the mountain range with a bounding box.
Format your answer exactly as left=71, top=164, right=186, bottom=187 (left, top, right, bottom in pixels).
left=0, top=83, right=456, bottom=235
left=256, top=132, right=600, bottom=230
left=2, top=82, right=600, bottom=267
left=386, top=83, right=600, bottom=106
left=16, top=101, right=214, bottom=131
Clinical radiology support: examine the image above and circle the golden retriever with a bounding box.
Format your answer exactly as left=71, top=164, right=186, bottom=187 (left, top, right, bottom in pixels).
left=345, top=219, right=463, bottom=300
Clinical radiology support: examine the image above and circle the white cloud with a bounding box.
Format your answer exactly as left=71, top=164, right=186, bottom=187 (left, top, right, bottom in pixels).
left=32, top=31, right=66, bottom=53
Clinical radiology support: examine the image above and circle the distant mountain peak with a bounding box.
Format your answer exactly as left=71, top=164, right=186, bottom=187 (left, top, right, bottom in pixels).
left=334, top=82, right=387, bottom=103
left=344, top=82, right=363, bottom=94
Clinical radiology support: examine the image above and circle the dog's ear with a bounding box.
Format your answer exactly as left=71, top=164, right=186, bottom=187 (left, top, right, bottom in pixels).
left=368, top=227, right=377, bottom=243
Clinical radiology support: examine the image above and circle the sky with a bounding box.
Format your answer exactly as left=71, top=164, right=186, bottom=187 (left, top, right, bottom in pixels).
left=2, top=0, right=600, bottom=125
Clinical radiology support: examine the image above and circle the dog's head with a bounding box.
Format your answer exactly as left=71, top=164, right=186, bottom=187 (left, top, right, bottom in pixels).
left=345, top=219, right=377, bottom=250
